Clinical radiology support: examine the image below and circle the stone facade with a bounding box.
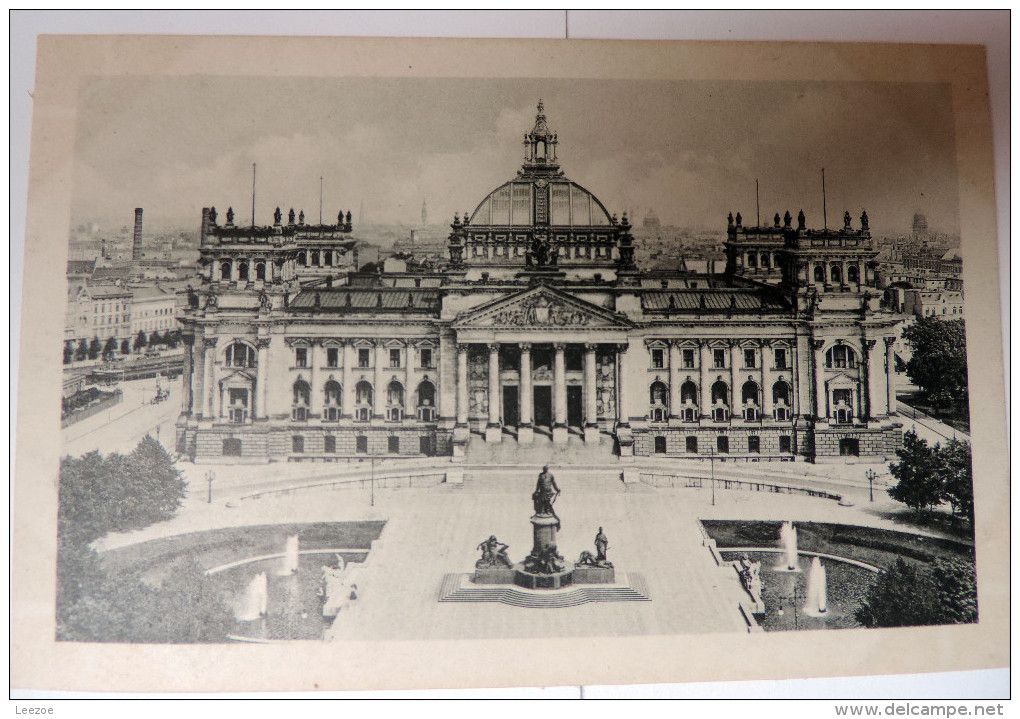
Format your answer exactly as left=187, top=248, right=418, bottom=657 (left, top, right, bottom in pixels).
left=177, top=102, right=903, bottom=464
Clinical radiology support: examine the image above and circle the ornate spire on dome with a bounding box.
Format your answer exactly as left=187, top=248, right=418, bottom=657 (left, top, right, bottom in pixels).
left=522, top=99, right=559, bottom=172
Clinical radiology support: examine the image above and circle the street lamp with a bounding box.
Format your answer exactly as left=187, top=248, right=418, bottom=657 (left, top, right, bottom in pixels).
left=865, top=468, right=876, bottom=502
left=370, top=456, right=376, bottom=507
left=206, top=470, right=215, bottom=504
left=776, top=581, right=800, bottom=630
left=708, top=447, right=716, bottom=506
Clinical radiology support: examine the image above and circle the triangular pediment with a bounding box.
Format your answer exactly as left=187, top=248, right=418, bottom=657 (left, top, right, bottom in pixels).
left=452, top=284, right=633, bottom=331
left=826, top=372, right=858, bottom=387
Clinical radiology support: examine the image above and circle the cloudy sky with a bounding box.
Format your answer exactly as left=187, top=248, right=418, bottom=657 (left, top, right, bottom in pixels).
left=70, top=76, right=959, bottom=235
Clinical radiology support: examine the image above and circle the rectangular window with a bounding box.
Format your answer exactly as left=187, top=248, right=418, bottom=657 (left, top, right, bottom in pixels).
left=744, top=349, right=756, bottom=368
left=686, top=436, right=698, bottom=453
left=833, top=388, right=853, bottom=406
left=295, top=347, right=307, bottom=368
left=356, top=436, right=368, bottom=454
left=292, top=436, right=304, bottom=453
left=779, top=435, right=792, bottom=453
left=748, top=436, right=760, bottom=453
left=222, top=438, right=242, bottom=456
left=654, top=436, right=667, bottom=454
left=419, top=436, right=433, bottom=456
left=420, top=348, right=433, bottom=368
left=390, top=349, right=401, bottom=368
left=324, top=435, right=336, bottom=453
left=682, top=349, right=695, bottom=368
left=774, top=348, right=788, bottom=369
left=327, top=347, right=339, bottom=367
left=358, top=348, right=371, bottom=368
left=717, top=436, right=729, bottom=454
left=651, top=348, right=664, bottom=369
left=713, top=349, right=726, bottom=369
left=388, top=436, right=400, bottom=454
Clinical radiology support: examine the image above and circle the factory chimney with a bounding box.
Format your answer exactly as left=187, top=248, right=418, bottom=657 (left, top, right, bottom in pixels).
left=132, top=208, right=143, bottom=261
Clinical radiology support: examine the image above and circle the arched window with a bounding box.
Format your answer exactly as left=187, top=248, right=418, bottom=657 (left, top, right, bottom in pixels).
left=680, top=380, right=698, bottom=405
left=416, top=380, right=436, bottom=422
left=814, top=265, right=825, bottom=282
left=649, top=381, right=668, bottom=406
left=387, top=381, right=404, bottom=406
left=830, top=263, right=842, bottom=284
left=354, top=380, right=373, bottom=422
left=297, top=251, right=307, bottom=266
left=238, top=262, right=249, bottom=281
left=741, top=380, right=760, bottom=405
left=225, top=342, right=256, bottom=368
left=311, top=250, right=320, bottom=266
left=772, top=381, right=791, bottom=406
left=747, top=252, right=757, bottom=268
left=323, top=380, right=342, bottom=421
left=761, top=253, right=770, bottom=268
left=825, top=345, right=857, bottom=369
left=220, top=261, right=231, bottom=280
left=292, top=380, right=311, bottom=406
left=255, top=262, right=266, bottom=281
left=847, top=264, right=860, bottom=283
left=711, top=380, right=729, bottom=405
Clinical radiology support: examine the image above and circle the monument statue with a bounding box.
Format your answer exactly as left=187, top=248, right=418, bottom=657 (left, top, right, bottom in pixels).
left=532, top=465, right=561, bottom=528
left=737, top=552, right=763, bottom=605
left=576, top=526, right=613, bottom=569
left=476, top=535, right=513, bottom=569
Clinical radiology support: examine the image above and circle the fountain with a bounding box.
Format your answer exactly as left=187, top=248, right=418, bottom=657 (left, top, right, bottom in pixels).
left=234, top=571, right=268, bottom=621
left=278, top=535, right=300, bottom=576
left=777, top=521, right=800, bottom=571
left=804, top=557, right=828, bottom=616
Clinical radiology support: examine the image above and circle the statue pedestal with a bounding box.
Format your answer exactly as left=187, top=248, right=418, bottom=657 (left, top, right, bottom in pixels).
left=571, top=566, right=615, bottom=584
left=529, top=514, right=559, bottom=556
left=472, top=567, right=515, bottom=584
left=514, top=565, right=573, bottom=589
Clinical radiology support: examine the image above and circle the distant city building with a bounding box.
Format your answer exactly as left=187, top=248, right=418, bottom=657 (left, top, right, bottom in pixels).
left=911, top=211, right=928, bottom=237
left=66, top=284, right=133, bottom=343
left=642, top=209, right=661, bottom=230
left=903, top=289, right=965, bottom=319
left=130, top=285, right=179, bottom=337
left=132, top=208, right=144, bottom=261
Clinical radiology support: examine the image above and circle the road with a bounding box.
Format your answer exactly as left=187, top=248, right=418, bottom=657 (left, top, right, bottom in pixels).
left=62, top=376, right=183, bottom=456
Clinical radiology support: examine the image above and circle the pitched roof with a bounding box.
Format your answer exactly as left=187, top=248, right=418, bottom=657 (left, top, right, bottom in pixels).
left=641, top=290, right=789, bottom=313
left=289, top=289, right=441, bottom=313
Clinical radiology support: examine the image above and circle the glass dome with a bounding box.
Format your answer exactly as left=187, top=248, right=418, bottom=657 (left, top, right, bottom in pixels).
left=470, top=179, right=612, bottom=228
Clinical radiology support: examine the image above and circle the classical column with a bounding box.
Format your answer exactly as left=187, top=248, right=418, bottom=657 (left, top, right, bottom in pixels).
left=193, top=335, right=206, bottom=419
left=616, top=344, right=629, bottom=427
left=518, top=343, right=533, bottom=444
left=812, top=339, right=827, bottom=421
left=699, top=340, right=711, bottom=418
left=885, top=337, right=897, bottom=414
left=374, top=342, right=386, bottom=419
left=583, top=343, right=599, bottom=443
left=861, top=339, right=876, bottom=421
left=182, top=333, right=195, bottom=414
left=730, top=341, right=741, bottom=418
left=255, top=337, right=270, bottom=419
left=485, top=342, right=502, bottom=443
left=456, top=344, right=469, bottom=426
left=668, top=340, right=682, bottom=420
left=308, top=342, right=321, bottom=418
left=762, top=341, right=773, bottom=420
left=341, top=342, right=353, bottom=418
left=552, top=343, right=568, bottom=444
left=204, top=336, right=218, bottom=419
left=404, top=346, right=415, bottom=421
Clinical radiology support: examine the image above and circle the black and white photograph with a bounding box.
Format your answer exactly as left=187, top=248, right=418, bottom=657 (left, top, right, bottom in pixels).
left=11, top=20, right=1008, bottom=699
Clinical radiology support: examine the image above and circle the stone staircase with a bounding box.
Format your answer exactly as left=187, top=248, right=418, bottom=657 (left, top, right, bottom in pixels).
left=438, top=572, right=651, bottom=608
left=456, top=468, right=631, bottom=494
left=462, top=431, right=618, bottom=467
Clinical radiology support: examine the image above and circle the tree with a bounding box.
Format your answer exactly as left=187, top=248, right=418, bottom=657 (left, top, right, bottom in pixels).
left=149, top=330, right=163, bottom=348
left=856, top=557, right=977, bottom=628
left=133, top=330, right=148, bottom=353
left=938, top=439, right=974, bottom=522
left=102, top=336, right=118, bottom=361
left=902, top=317, right=968, bottom=411
left=120, top=338, right=131, bottom=355
left=87, top=336, right=102, bottom=360
left=75, top=339, right=88, bottom=362
left=63, top=342, right=74, bottom=365
left=887, top=431, right=943, bottom=513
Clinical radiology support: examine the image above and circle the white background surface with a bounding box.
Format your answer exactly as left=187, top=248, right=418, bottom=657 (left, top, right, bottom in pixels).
left=8, top=10, right=1010, bottom=704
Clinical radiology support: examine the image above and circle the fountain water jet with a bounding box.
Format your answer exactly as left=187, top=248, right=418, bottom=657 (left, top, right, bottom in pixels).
left=235, top=571, right=268, bottom=621
left=776, top=521, right=800, bottom=571
left=278, top=535, right=300, bottom=576
left=804, top=557, right=828, bottom=616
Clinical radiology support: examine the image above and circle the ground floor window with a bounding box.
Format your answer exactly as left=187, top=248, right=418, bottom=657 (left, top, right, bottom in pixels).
left=388, top=436, right=400, bottom=454
left=292, top=435, right=304, bottom=453
left=222, top=438, right=241, bottom=456
left=717, top=436, right=729, bottom=453
left=686, top=436, right=698, bottom=453
left=420, top=436, right=433, bottom=456
left=839, top=438, right=860, bottom=456
left=654, top=436, right=666, bottom=454
left=324, top=435, right=336, bottom=453
left=779, top=435, right=792, bottom=453
left=356, top=436, right=368, bottom=454
left=748, top=436, right=760, bottom=453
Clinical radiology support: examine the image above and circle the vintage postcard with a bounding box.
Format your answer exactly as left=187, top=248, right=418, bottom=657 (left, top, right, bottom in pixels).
left=12, top=35, right=1007, bottom=693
